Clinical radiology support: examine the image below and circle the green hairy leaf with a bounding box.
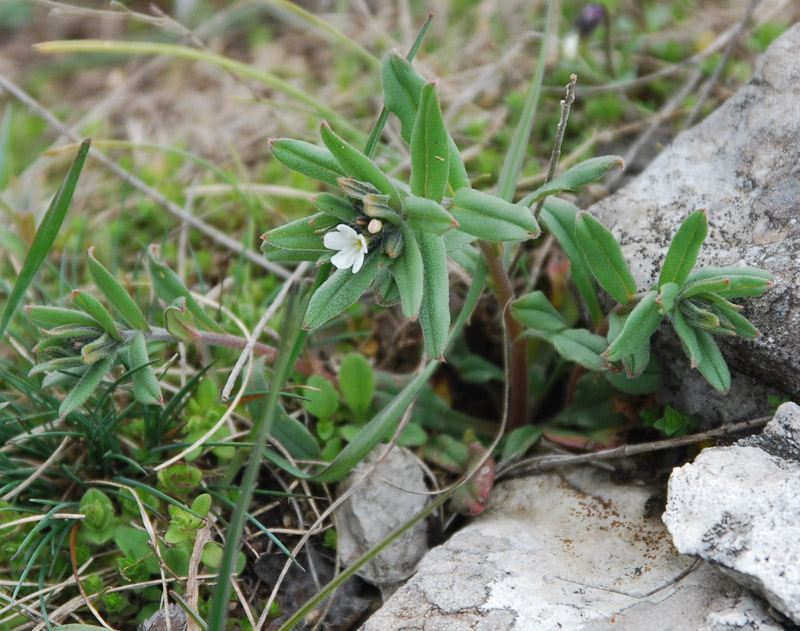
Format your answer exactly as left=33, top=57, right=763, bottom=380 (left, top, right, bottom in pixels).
left=658, top=210, right=707, bottom=288
left=450, top=188, right=540, bottom=242
left=390, top=224, right=424, bottom=319
left=694, top=330, right=731, bottom=393
left=410, top=81, right=450, bottom=202
left=417, top=231, right=450, bottom=359
left=381, top=50, right=469, bottom=192
left=25, top=305, right=100, bottom=330
left=520, top=155, right=624, bottom=206
left=575, top=212, right=637, bottom=305
left=545, top=328, right=610, bottom=372
left=71, top=290, right=122, bottom=341
left=683, top=267, right=772, bottom=299
left=86, top=247, right=149, bottom=331
left=402, top=194, right=457, bottom=235
left=261, top=213, right=339, bottom=262
left=269, top=138, right=345, bottom=187
left=603, top=292, right=664, bottom=361
left=312, top=192, right=357, bottom=222
left=304, top=253, right=381, bottom=329
left=511, top=291, right=568, bottom=334
left=320, top=122, right=399, bottom=206
left=59, top=353, right=114, bottom=418
left=669, top=307, right=703, bottom=367
left=302, top=375, right=339, bottom=422
left=128, top=331, right=163, bottom=406
left=540, top=198, right=603, bottom=326
left=147, top=245, right=224, bottom=333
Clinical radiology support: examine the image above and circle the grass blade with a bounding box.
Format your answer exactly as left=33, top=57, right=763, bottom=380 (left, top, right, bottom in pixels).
left=0, top=139, right=90, bottom=341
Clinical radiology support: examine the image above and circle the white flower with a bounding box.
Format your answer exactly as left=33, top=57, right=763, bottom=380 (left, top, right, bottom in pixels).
left=324, top=224, right=369, bottom=273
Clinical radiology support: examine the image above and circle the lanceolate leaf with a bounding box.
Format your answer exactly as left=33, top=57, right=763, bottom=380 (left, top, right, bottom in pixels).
left=390, top=225, right=424, bottom=319
left=71, top=290, right=122, bottom=341
left=373, top=268, right=401, bottom=306
left=402, top=194, right=457, bottom=235
left=59, top=353, right=114, bottom=418
left=707, top=296, right=760, bottom=338
left=86, top=247, right=150, bottom=331
left=410, top=82, right=449, bottom=203
left=260, top=213, right=338, bottom=261
left=269, top=138, right=345, bottom=188
left=25, top=305, right=100, bottom=330
left=146, top=246, right=224, bottom=333
left=304, top=253, right=381, bottom=329
left=603, top=292, right=664, bottom=361
left=511, top=291, right=568, bottom=334
left=320, top=122, right=399, bottom=207
left=0, top=139, right=90, bottom=340
left=658, top=210, right=707, bottom=288
left=519, top=155, right=624, bottom=206
left=312, top=192, right=357, bottom=222
left=575, top=212, right=637, bottom=305
left=684, top=267, right=772, bottom=299
left=451, top=188, right=540, bottom=242
left=128, top=330, right=163, bottom=406
left=540, top=198, right=603, bottom=326
left=669, top=307, right=703, bottom=367
left=694, top=330, right=731, bottom=393
left=545, top=328, right=609, bottom=372
left=417, top=231, right=450, bottom=359
left=381, top=50, right=469, bottom=192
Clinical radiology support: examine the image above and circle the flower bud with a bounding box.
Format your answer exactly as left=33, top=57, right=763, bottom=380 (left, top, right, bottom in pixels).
left=367, top=219, right=384, bottom=234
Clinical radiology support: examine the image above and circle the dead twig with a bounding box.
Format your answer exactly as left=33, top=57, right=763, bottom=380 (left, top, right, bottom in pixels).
left=498, top=414, right=773, bottom=478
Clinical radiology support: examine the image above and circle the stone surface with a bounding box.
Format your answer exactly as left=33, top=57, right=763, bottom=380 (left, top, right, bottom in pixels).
left=587, top=24, right=800, bottom=420
left=361, top=468, right=783, bottom=631
left=664, top=402, right=800, bottom=624
left=336, top=444, right=430, bottom=588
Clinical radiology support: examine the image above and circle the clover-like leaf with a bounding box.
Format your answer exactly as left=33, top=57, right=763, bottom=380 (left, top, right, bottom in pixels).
left=575, top=212, right=637, bottom=305
left=338, top=353, right=374, bottom=422
left=658, top=210, right=707, bottom=288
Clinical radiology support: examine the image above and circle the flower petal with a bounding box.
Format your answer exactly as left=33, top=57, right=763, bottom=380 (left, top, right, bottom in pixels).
left=351, top=250, right=365, bottom=273
left=331, top=249, right=357, bottom=270
left=324, top=231, right=353, bottom=250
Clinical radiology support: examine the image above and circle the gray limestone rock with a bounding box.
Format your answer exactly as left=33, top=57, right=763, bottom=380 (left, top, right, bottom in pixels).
left=361, top=468, right=782, bottom=631
left=663, top=401, right=800, bottom=624
left=586, top=23, right=800, bottom=422
left=336, top=444, right=430, bottom=590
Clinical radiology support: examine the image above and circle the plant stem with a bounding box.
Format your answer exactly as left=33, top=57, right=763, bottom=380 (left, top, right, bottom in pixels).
left=478, top=241, right=527, bottom=430
left=140, top=326, right=328, bottom=379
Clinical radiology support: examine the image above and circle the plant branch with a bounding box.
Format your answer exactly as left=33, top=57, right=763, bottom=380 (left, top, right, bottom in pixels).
left=478, top=240, right=527, bottom=430
left=140, top=327, right=327, bottom=379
